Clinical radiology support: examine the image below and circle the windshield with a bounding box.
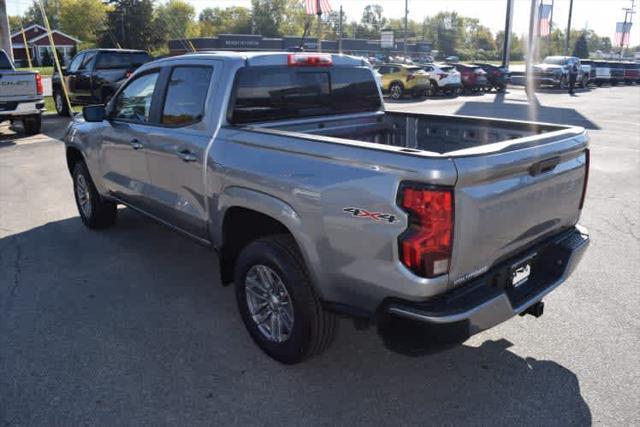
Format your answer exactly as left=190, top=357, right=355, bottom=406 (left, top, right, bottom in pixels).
left=230, top=66, right=381, bottom=124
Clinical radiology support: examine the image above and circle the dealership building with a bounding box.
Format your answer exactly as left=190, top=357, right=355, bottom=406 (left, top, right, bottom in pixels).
left=168, top=34, right=432, bottom=58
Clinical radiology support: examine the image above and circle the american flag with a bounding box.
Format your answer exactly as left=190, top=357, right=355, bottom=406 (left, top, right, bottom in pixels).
left=615, top=22, right=632, bottom=47
left=305, top=0, right=332, bottom=15
left=538, top=3, right=553, bottom=37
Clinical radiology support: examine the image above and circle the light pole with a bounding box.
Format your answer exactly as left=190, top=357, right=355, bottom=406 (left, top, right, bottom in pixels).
left=403, top=0, right=408, bottom=58
left=565, top=0, right=574, bottom=55
left=501, top=0, right=515, bottom=68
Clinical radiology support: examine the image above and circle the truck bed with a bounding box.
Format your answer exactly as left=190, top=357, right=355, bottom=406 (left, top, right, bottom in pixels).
left=249, top=111, right=578, bottom=156
left=234, top=110, right=588, bottom=289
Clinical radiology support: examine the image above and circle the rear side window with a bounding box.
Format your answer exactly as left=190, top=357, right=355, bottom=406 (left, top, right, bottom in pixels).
left=161, top=66, right=213, bottom=126
left=0, top=51, right=12, bottom=69
left=230, top=66, right=381, bottom=124
left=96, top=52, right=151, bottom=70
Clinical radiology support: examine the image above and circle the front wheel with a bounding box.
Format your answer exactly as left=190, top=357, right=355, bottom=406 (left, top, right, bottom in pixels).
left=54, top=91, right=70, bottom=116
left=389, top=83, right=403, bottom=100
left=234, top=235, right=338, bottom=364
left=73, top=162, right=117, bottom=229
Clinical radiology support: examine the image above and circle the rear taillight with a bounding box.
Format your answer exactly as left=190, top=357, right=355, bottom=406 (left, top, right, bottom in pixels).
left=35, top=73, right=43, bottom=95
left=438, top=73, right=447, bottom=80
left=288, top=53, right=332, bottom=67
left=398, top=185, right=454, bottom=278
left=579, top=149, right=590, bottom=210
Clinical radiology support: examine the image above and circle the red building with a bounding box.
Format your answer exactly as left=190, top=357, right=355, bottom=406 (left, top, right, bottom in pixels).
left=11, top=24, right=80, bottom=67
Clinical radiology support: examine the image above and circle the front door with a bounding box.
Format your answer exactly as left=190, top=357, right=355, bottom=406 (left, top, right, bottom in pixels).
left=74, top=51, right=97, bottom=102
left=99, top=69, right=161, bottom=209
left=142, top=64, right=215, bottom=239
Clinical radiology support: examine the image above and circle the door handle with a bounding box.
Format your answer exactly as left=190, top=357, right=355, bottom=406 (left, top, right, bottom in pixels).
left=130, top=139, right=143, bottom=150
left=177, top=149, right=197, bottom=162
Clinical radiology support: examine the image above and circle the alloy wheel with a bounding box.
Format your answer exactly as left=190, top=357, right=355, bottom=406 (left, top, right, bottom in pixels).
left=245, top=264, right=294, bottom=343
left=75, top=174, right=92, bottom=218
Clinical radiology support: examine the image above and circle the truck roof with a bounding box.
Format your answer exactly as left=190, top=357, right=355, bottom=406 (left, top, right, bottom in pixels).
left=153, top=51, right=368, bottom=67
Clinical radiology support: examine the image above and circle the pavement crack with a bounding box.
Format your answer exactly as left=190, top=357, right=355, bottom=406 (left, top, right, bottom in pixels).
left=8, top=236, right=23, bottom=301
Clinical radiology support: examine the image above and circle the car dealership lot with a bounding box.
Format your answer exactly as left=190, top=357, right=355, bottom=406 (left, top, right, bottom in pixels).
left=1, top=86, right=639, bottom=425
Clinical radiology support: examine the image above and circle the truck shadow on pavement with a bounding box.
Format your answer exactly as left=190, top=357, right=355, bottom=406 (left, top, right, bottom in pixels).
left=0, top=208, right=591, bottom=425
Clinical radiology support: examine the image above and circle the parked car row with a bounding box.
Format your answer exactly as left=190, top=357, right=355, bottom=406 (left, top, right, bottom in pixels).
left=375, top=62, right=511, bottom=99
left=530, top=56, right=640, bottom=88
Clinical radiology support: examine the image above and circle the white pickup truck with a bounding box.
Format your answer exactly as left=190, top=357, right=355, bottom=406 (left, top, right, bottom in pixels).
left=0, top=49, right=44, bottom=135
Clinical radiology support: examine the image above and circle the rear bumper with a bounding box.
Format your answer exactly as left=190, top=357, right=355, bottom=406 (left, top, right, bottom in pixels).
left=385, top=225, right=589, bottom=336
left=0, top=100, right=45, bottom=117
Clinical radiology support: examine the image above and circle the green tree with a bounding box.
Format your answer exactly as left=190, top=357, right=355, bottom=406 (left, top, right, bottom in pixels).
left=250, top=0, right=305, bottom=37
left=572, top=32, right=589, bottom=58
left=154, top=0, right=198, bottom=42
left=360, top=4, right=386, bottom=39
left=423, top=12, right=464, bottom=57
left=495, top=31, right=524, bottom=61
left=198, top=6, right=252, bottom=36
left=99, top=0, right=157, bottom=50
left=23, top=0, right=60, bottom=28
left=59, top=0, right=109, bottom=45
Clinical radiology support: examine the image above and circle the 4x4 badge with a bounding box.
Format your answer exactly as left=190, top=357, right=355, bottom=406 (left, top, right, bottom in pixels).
left=343, top=207, right=398, bottom=224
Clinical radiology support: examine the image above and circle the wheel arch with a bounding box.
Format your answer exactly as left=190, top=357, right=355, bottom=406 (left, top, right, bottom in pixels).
left=215, top=188, right=315, bottom=287
left=66, top=146, right=86, bottom=176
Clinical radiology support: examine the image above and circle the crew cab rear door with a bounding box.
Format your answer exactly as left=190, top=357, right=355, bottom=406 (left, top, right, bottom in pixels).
left=448, top=128, right=588, bottom=287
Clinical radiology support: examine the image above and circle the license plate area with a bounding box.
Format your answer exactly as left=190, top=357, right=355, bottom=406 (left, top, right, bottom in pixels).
left=510, top=252, right=536, bottom=288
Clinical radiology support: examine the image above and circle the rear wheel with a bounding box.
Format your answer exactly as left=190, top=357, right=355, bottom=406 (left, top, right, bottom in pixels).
left=389, top=83, right=403, bottom=100
left=22, top=114, right=41, bottom=135
left=234, top=234, right=338, bottom=364
left=73, top=162, right=117, bottom=229
left=54, top=91, right=70, bottom=116
left=427, top=80, right=438, bottom=97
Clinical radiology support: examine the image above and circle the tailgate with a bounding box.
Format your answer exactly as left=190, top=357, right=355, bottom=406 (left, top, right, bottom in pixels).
left=0, top=72, right=38, bottom=101
left=449, top=131, right=588, bottom=286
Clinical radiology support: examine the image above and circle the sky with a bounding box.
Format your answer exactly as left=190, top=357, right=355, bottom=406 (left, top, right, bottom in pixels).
left=8, top=0, right=639, bottom=47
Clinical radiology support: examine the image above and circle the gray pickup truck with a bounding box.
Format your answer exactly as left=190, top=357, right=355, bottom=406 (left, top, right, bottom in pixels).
left=63, top=52, right=590, bottom=364
left=0, top=49, right=44, bottom=134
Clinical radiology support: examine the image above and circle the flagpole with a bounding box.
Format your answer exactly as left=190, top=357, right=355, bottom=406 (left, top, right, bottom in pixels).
left=317, top=0, right=322, bottom=52
left=549, top=0, right=554, bottom=36
left=338, top=5, right=343, bottom=54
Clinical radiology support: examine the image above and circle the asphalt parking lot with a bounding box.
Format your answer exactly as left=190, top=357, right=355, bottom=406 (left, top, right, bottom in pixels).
left=1, top=86, right=639, bottom=425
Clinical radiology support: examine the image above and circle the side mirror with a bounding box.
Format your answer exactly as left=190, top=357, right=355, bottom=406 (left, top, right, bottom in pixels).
left=83, top=105, right=106, bottom=122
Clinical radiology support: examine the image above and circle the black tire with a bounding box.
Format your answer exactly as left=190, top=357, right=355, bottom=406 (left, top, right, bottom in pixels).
left=54, top=90, right=70, bottom=116
left=234, top=234, right=338, bottom=364
left=72, top=162, right=117, bottom=229
left=22, top=115, right=41, bottom=135
left=428, top=80, right=438, bottom=96
left=389, top=82, right=403, bottom=100
left=496, top=84, right=506, bottom=92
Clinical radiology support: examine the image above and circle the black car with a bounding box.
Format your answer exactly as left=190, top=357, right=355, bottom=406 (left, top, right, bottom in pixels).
left=470, top=63, right=510, bottom=92
left=52, top=49, right=152, bottom=116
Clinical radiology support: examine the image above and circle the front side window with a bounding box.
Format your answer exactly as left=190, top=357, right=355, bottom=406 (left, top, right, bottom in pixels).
left=68, top=53, right=84, bottom=73
left=161, top=66, right=213, bottom=126
left=80, top=52, right=97, bottom=70
left=112, top=72, right=159, bottom=123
